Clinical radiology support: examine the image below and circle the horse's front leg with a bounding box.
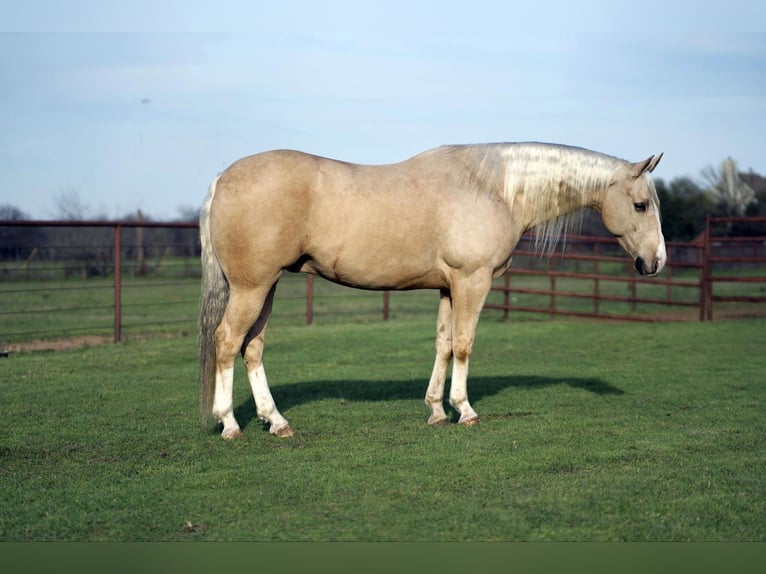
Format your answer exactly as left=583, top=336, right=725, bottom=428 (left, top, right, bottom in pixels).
left=448, top=272, right=492, bottom=425
left=425, top=290, right=452, bottom=425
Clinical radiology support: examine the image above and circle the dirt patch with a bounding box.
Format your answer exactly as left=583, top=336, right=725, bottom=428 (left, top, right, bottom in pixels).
left=2, top=331, right=192, bottom=355
left=4, top=335, right=113, bottom=354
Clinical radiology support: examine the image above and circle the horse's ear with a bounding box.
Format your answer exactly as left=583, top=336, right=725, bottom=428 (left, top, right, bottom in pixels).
left=647, top=152, right=663, bottom=173
left=631, top=153, right=663, bottom=177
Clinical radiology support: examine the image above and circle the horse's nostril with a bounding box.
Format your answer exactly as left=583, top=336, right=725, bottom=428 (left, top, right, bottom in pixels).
left=634, top=257, right=645, bottom=275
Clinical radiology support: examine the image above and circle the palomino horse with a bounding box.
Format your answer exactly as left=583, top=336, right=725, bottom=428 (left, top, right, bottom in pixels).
left=199, top=142, right=665, bottom=439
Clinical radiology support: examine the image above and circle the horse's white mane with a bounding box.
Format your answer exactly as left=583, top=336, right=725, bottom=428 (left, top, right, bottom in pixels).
left=444, top=142, right=625, bottom=253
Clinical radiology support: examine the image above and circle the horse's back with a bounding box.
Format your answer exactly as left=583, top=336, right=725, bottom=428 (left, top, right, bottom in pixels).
left=218, top=149, right=324, bottom=194
left=209, top=147, right=515, bottom=290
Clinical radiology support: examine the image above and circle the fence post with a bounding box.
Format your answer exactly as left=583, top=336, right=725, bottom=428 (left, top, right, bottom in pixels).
left=629, top=276, right=637, bottom=312
left=666, top=263, right=673, bottom=304
left=382, top=291, right=390, bottom=320
left=703, top=214, right=713, bottom=321
left=306, top=274, right=314, bottom=325
left=503, top=271, right=510, bottom=322
left=113, top=224, right=122, bottom=343
left=593, top=242, right=600, bottom=315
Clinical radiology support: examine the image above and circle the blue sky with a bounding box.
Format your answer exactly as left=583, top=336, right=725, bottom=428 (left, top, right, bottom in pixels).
left=1, top=1, right=765, bottom=219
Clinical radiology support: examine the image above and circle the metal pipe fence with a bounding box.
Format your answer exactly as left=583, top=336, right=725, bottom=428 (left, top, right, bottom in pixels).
left=1, top=217, right=764, bottom=346
left=703, top=215, right=766, bottom=320
left=485, top=235, right=706, bottom=322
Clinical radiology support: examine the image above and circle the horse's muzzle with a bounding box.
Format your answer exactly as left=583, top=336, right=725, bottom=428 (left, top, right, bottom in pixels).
left=634, top=256, right=661, bottom=277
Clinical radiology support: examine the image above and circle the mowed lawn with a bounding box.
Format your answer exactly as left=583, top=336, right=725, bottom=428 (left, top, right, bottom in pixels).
left=0, top=316, right=764, bottom=541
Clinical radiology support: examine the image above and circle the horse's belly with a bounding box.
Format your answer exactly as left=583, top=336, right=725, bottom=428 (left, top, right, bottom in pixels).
left=299, top=247, right=448, bottom=291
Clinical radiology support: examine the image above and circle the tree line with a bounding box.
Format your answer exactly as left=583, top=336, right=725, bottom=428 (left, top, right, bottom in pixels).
left=0, top=205, right=200, bottom=278
left=1, top=158, right=765, bottom=271
left=654, top=166, right=765, bottom=241
left=577, top=158, right=764, bottom=241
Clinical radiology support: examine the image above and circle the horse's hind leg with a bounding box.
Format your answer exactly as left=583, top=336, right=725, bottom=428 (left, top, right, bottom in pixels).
left=213, top=282, right=276, bottom=439
left=242, top=283, right=293, bottom=438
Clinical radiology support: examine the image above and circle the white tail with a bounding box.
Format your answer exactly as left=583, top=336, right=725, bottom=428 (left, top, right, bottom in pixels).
left=198, top=176, right=228, bottom=423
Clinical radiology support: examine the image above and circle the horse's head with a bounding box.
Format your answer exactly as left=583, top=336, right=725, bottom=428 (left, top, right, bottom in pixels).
left=600, top=154, right=666, bottom=277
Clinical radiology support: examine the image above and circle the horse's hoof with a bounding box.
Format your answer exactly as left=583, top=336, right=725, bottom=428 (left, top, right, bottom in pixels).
left=459, top=415, right=480, bottom=426
left=271, top=424, right=294, bottom=438
left=427, top=416, right=450, bottom=426
left=221, top=428, right=244, bottom=440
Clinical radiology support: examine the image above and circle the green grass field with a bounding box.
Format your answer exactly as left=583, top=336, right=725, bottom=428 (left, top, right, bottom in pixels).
left=1, top=316, right=764, bottom=541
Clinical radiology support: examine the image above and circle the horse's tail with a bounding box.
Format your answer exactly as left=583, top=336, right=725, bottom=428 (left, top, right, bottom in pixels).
left=198, top=175, right=228, bottom=424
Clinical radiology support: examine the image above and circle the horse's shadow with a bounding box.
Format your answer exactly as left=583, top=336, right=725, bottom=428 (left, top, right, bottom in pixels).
left=232, top=374, right=623, bottom=432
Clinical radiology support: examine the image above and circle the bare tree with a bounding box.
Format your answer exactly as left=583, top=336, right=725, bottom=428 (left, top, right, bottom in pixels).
left=54, top=186, right=90, bottom=220
left=701, top=157, right=757, bottom=217
left=0, top=204, right=28, bottom=221
left=0, top=204, right=45, bottom=261
left=50, top=187, right=114, bottom=276
left=176, top=205, right=201, bottom=222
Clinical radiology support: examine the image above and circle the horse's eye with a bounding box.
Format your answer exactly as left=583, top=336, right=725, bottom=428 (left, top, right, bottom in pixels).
left=634, top=202, right=647, bottom=213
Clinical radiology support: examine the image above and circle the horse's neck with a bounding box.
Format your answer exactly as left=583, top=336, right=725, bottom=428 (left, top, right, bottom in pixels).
left=500, top=144, right=619, bottom=229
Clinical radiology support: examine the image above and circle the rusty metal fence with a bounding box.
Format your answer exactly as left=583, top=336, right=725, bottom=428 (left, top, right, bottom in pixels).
left=486, top=215, right=765, bottom=322
left=1, top=220, right=198, bottom=345
left=702, top=215, right=766, bottom=320
left=485, top=235, right=705, bottom=322
left=1, top=216, right=764, bottom=346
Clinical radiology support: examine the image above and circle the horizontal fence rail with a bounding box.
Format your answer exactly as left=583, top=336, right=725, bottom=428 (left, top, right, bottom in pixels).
left=1, top=216, right=765, bottom=347
left=484, top=235, right=706, bottom=322
left=703, top=215, right=766, bottom=320
left=1, top=220, right=199, bottom=345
